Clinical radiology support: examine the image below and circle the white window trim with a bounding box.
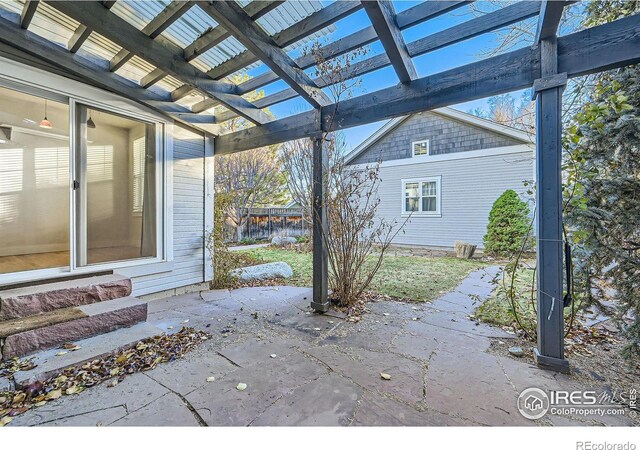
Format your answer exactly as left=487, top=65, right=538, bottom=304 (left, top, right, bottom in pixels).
left=411, top=139, right=430, bottom=157
left=401, top=176, right=442, bottom=217
left=0, top=60, right=174, bottom=286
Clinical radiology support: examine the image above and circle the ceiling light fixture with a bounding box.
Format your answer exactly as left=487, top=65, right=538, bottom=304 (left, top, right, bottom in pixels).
left=39, top=99, right=53, bottom=129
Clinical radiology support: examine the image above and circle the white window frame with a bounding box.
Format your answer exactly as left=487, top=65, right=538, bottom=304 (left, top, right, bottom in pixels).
left=411, top=139, right=430, bottom=157
left=0, top=64, right=173, bottom=286
left=401, top=176, right=441, bottom=217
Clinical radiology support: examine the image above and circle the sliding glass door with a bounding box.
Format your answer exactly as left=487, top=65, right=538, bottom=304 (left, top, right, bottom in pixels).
left=0, top=81, right=162, bottom=282
left=0, top=85, right=70, bottom=275
left=75, top=104, right=158, bottom=267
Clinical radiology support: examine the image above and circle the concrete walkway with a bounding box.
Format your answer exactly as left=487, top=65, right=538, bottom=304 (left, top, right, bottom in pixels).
left=228, top=243, right=269, bottom=252
left=8, top=267, right=632, bottom=426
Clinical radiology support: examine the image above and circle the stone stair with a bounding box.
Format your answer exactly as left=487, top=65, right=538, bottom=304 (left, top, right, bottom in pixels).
left=0, top=275, right=148, bottom=361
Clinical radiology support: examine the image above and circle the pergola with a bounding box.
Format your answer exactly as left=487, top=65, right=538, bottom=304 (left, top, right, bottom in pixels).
left=1, top=0, right=638, bottom=372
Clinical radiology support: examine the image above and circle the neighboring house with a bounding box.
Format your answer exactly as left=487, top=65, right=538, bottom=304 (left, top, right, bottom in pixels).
left=345, top=108, right=535, bottom=250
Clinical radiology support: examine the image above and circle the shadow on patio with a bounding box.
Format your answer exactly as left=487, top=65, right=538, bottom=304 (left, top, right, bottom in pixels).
left=7, top=267, right=633, bottom=427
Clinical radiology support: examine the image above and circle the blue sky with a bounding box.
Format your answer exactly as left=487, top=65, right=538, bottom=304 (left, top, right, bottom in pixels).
left=244, top=1, right=540, bottom=152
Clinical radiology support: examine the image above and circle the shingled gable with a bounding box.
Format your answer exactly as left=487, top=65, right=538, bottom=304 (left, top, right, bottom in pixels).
left=344, top=107, right=534, bottom=166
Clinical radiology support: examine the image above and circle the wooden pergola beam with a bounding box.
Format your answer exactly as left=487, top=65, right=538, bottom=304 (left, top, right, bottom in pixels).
left=204, top=0, right=362, bottom=82
left=233, top=0, right=469, bottom=97
left=171, top=0, right=283, bottom=102
left=67, top=1, right=117, bottom=53
left=199, top=0, right=331, bottom=109
left=20, top=0, right=38, bottom=29
left=46, top=0, right=270, bottom=126
left=215, top=1, right=540, bottom=123
left=183, top=0, right=282, bottom=62
left=109, top=1, right=195, bottom=72
left=0, top=10, right=214, bottom=132
left=216, top=13, right=640, bottom=153
left=535, top=0, right=573, bottom=43
left=362, top=0, right=416, bottom=83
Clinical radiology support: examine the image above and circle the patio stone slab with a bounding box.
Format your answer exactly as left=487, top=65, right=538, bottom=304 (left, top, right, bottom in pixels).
left=425, top=347, right=531, bottom=426
left=218, top=335, right=307, bottom=368
left=145, top=349, right=239, bottom=396
left=184, top=351, right=328, bottom=426
left=321, top=317, right=403, bottom=353
left=9, top=372, right=168, bottom=426
left=352, top=392, right=469, bottom=426
left=35, top=405, right=128, bottom=427
left=305, top=345, right=425, bottom=406
left=250, top=373, right=363, bottom=426
left=110, top=393, right=200, bottom=426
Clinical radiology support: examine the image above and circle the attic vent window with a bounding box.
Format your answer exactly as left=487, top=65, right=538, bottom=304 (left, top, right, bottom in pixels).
left=412, top=139, right=429, bottom=156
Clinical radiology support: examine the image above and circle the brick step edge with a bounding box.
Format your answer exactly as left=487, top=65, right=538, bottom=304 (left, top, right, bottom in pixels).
left=0, top=275, right=132, bottom=321
left=12, top=322, right=164, bottom=388
left=1, top=297, right=147, bottom=359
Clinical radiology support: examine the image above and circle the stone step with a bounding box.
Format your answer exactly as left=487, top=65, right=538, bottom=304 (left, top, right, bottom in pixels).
left=0, top=274, right=132, bottom=321
left=1, top=296, right=147, bottom=360
left=12, top=322, right=163, bottom=388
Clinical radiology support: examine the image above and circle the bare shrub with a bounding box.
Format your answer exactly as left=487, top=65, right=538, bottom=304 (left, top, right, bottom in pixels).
left=323, top=156, right=407, bottom=307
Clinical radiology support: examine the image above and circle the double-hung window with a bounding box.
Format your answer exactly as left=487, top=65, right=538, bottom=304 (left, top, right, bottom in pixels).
left=402, top=177, right=441, bottom=216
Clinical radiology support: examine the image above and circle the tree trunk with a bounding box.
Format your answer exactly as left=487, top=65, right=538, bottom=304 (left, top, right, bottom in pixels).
left=454, top=241, right=477, bottom=259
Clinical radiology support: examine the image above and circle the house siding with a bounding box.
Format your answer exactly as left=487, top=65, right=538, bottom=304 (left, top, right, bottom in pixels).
left=373, top=149, right=534, bottom=249
left=349, top=111, right=525, bottom=165
left=130, top=125, right=207, bottom=295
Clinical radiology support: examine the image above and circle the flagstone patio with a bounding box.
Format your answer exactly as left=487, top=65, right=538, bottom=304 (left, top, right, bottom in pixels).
left=7, top=267, right=632, bottom=427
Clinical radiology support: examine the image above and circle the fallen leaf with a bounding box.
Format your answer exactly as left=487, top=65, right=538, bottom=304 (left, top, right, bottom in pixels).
left=380, top=373, right=391, bottom=380
left=206, top=376, right=215, bottom=382
left=65, top=385, right=80, bottom=395
left=11, top=392, right=26, bottom=405
left=182, top=319, right=189, bottom=324
left=55, top=351, right=68, bottom=357
left=45, top=389, right=62, bottom=401
left=34, top=401, right=47, bottom=407
left=236, top=383, right=247, bottom=391
left=107, top=380, right=118, bottom=388
left=0, top=416, right=12, bottom=427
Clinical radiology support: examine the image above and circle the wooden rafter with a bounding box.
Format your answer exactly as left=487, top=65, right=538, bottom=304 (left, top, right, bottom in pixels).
left=191, top=0, right=468, bottom=114
left=200, top=0, right=331, bottom=109
left=216, top=13, right=640, bottom=153
left=46, top=0, right=270, bottom=126
left=109, top=1, right=195, bottom=72
left=215, top=1, right=540, bottom=123
left=0, top=10, right=214, bottom=132
left=20, top=0, right=38, bottom=29
left=171, top=0, right=283, bottom=102
left=205, top=0, right=362, bottom=82
left=183, top=0, right=282, bottom=62
left=236, top=0, right=470, bottom=96
left=535, top=0, right=573, bottom=43
left=362, top=0, right=416, bottom=83
left=68, top=1, right=117, bottom=53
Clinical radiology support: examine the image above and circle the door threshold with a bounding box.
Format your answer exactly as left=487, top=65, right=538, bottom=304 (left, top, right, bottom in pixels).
left=0, top=270, right=113, bottom=291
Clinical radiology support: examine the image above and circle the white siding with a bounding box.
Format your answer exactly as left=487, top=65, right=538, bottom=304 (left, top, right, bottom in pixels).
left=130, top=126, right=206, bottom=295
left=373, top=147, right=534, bottom=249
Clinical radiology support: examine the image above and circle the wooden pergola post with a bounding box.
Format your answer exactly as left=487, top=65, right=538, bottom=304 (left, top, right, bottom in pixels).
left=311, top=134, right=329, bottom=313
left=533, top=36, right=569, bottom=373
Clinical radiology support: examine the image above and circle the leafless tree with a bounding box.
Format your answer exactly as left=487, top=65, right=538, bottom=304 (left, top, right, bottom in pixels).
left=214, top=74, right=286, bottom=241
left=282, top=41, right=408, bottom=307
